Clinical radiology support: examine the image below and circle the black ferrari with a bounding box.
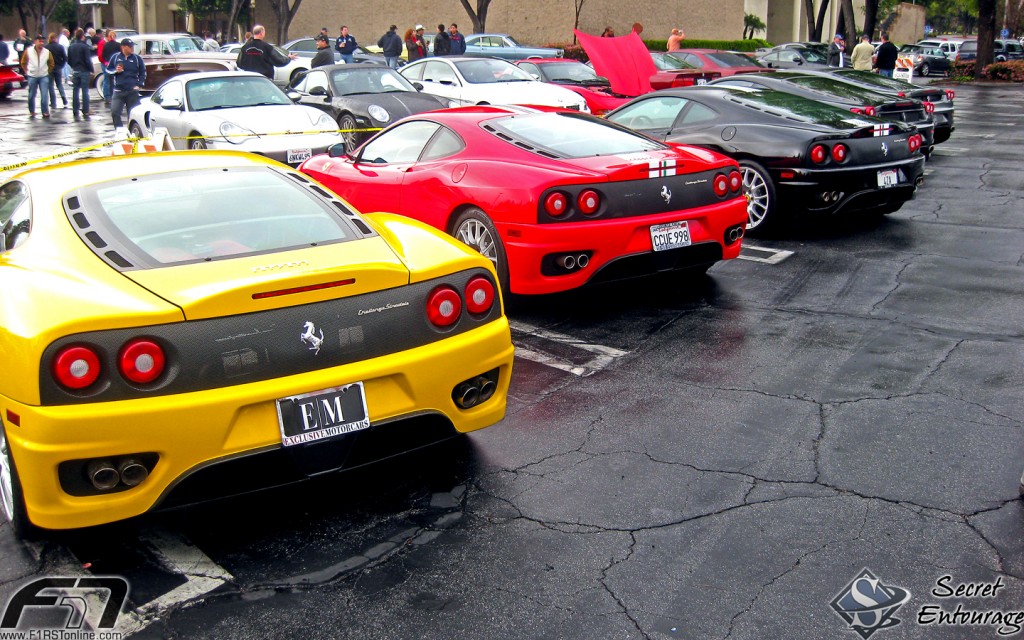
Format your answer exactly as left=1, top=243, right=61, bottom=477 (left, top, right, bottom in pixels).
left=287, top=64, right=453, bottom=153
left=789, top=68, right=955, bottom=144
left=606, top=86, right=926, bottom=233
left=708, top=72, right=937, bottom=157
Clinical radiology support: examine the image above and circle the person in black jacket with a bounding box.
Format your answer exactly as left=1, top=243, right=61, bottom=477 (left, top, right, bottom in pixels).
left=310, top=34, right=334, bottom=68
left=873, top=31, right=899, bottom=77
left=236, top=25, right=296, bottom=80
left=377, top=25, right=403, bottom=69
left=45, top=32, right=68, bottom=109
left=67, top=29, right=93, bottom=116
left=433, top=24, right=451, bottom=56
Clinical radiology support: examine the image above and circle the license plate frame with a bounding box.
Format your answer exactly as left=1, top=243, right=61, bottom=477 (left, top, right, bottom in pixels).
left=287, top=148, right=312, bottom=164
left=650, top=220, right=692, bottom=252
left=276, top=382, right=370, bottom=447
left=877, top=169, right=899, bottom=189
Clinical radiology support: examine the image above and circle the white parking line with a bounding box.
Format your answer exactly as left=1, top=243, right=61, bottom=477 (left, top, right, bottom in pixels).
left=115, top=530, right=233, bottom=635
left=510, top=320, right=628, bottom=377
left=932, top=146, right=970, bottom=155
left=738, top=244, right=794, bottom=264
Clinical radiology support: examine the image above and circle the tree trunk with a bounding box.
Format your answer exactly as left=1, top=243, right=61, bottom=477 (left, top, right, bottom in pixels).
left=977, top=0, right=998, bottom=76
left=842, top=0, right=857, bottom=41
left=813, top=0, right=830, bottom=41
left=863, top=0, right=879, bottom=39
left=227, top=0, right=246, bottom=42
left=804, top=0, right=816, bottom=39
left=458, top=0, right=492, bottom=33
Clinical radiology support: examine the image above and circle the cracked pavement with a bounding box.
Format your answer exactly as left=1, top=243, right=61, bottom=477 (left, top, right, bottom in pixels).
left=1, top=82, right=1023, bottom=639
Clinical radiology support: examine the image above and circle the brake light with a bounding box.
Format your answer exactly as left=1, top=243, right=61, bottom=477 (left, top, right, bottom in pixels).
left=923, top=101, right=935, bottom=114
left=465, top=276, right=495, bottom=315
left=544, top=192, right=568, bottom=217
left=577, top=189, right=600, bottom=215
left=831, top=143, right=848, bottom=162
left=810, top=144, right=827, bottom=164
left=908, top=134, right=922, bottom=153
left=945, top=89, right=955, bottom=100
left=119, top=339, right=166, bottom=384
left=53, top=345, right=101, bottom=390
left=426, top=285, right=462, bottom=328
left=728, top=170, right=742, bottom=192
left=865, top=106, right=877, bottom=117
left=897, top=92, right=906, bottom=97
left=713, top=173, right=729, bottom=197
left=671, top=76, right=697, bottom=88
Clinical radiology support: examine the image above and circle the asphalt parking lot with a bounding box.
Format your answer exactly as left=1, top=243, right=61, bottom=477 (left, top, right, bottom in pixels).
left=1, top=80, right=1022, bottom=640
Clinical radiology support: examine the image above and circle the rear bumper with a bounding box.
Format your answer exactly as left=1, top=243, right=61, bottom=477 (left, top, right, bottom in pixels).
left=498, top=197, right=748, bottom=295
left=773, top=156, right=925, bottom=216
left=204, top=133, right=343, bottom=166
left=3, top=319, right=513, bottom=530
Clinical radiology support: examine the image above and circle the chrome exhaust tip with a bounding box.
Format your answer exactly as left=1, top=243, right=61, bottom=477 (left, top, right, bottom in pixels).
left=576, top=253, right=590, bottom=268
left=915, top=176, right=925, bottom=187
left=455, top=382, right=480, bottom=409
left=86, top=460, right=120, bottom=491
left=118, top=459, right=149, bottom=487
left=557, top=255, right=576, bottom=270
left=475, top=376, right=497, bottom=402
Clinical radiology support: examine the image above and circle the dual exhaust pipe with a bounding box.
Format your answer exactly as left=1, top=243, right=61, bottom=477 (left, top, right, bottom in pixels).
left=726, top=225, right=744, bottom=244
left=86, top=458, right=150, bottom=491
left=453, top=374, right=498, bottom=409
left=555, top=253, right=590, bottom=271
left=820, top=191, right=845, bottom=203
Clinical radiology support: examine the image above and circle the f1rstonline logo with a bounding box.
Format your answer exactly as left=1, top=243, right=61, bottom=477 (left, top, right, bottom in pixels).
left=830, top=569, right=912, bottom=639
left=1, top=577, right=128, bottom=635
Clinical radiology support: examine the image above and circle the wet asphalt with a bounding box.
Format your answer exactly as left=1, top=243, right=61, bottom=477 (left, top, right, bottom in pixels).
left=1, top=80, right=1023, bottom=639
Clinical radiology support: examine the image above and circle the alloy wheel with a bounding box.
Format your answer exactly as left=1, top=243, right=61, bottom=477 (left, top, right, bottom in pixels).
left=0, top=429, right=15, bottom=524
left=455, top=218, right=497, bottom=265
left=742, top=166, right=770, bottom=229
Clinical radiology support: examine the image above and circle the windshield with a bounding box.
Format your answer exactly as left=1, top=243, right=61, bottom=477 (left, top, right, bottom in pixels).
left=796, top=47, right=828, bottom=63
left=490, top=112, right=664, bottom=158
left=784, top=75, right=886, bottom=103
left=77, top=168, right=360, bottom=266
left=831, top=68, right=914, bottom=91
left=707, top=51, right=765, bottom=67
left=330, top=67, right=417, bottom=95
left=186, top=75, right=291, bottom=110
left=727, top=90, right=875, bottom=129
left=455, top=58, right=534, bottom=83
left=539, top=61, right=603, bottom=83
left=651, top=53, right=697, bottom=70
left=168, top=37, right=203, bottom=53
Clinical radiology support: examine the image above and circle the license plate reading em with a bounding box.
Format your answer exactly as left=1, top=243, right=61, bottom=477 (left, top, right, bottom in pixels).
left=650, top=220, right=692, bottom=252
left=288, top=148, right=312, bottom=164
left=877, top=169, right=899, bottom=188
left=277, top=382, right=370, bottom=447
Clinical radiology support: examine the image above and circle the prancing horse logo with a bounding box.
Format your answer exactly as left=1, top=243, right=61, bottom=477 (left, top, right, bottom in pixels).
left=660, top=185, right=672, bottom=204
left=300, top=321, right=324, bottom=354
left=880, top=142, right=889, bottom=157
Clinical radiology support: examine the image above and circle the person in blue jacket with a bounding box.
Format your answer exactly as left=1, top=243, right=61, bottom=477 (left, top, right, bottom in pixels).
left=106, top=38, right=145, bottom=129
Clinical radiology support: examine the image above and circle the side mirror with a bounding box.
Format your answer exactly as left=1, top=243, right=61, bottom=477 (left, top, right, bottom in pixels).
left=286, top=90, right=302, bottom=102
left=162, top=97, right=183, bottom=110
left=328, top=142, right=349, bottom=158
left=792, top=56, right=802, bottom=63
left=528, top=72, right=540, bottom=80
left=310, top=86, right=327, bottom=96
left=412, top=81, right=424, bottom=90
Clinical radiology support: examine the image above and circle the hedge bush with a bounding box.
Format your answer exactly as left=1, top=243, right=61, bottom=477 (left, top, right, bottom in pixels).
left=949, top=59, right=1024, bottom=82
left=547, top=38, right=773, bottom=63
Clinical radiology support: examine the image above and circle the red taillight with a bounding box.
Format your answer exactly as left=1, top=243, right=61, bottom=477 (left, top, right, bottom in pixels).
left=465, top=276, right=495, bottom=315
left=831, top=143, right=848, bottom=163
left=671, top=76, right=696, bottom=87
left=53, top=345, right=101, bottom=390
left=908, top=134, right=922, bottom=153
left=864, top=106, right=877, bottom=117
left=544, top=192, right=568, bottom=217
left=923, top=101, right=935, bottom=114
left=810, top=144, right=827, bottom=164
left=897, top=92, right=906, bottom=97
left=713, top=173, right=729, bottom=197
left=577, top=189, right=600, bottom=215
left=945, top=89, right=955, bottom=100
left=728, top=170, right=742, bottom=192
left=119, top=339, right=166, bottom=384
left=427, top=286, right=462, bottom=328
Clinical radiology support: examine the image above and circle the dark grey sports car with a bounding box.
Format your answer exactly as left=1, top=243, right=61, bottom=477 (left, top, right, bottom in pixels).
left=288, top=64, right=454, bottom=153
left=606, top=86, right=926, bottom=233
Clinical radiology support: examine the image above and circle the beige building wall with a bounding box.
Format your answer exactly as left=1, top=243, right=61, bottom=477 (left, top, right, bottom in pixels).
left=887, top=2, right=926, bottom=45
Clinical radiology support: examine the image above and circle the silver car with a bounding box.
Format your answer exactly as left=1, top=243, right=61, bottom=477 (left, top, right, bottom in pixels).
left=127, top=71, right=341, bottom=166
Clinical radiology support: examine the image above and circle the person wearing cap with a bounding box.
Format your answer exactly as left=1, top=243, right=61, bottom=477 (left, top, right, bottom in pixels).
left=106, top=38, right=146, bottom=129
left=335, top=26, right=357, bottom=64
left=405, top=26, right=427, bottom=62
left=21, top=35, right=54, bottom=118
left=311, top=34, right=334, bottom=68
left=237, top=25, right=297, bottom=80
left=828, top=33, right=846, bottom=67
left=377, top=25, right=403, bottom=69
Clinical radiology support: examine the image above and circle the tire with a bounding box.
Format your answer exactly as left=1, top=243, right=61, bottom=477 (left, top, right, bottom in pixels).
left=93, top=73, right=105, bottom=101
left=1, top=424, right=38, bottom=540
left=451, top=208, right=510, bottom=292
left=338, top=114, right=363, bottom=155
left=128, top=121, right=144, bottom=139
left=739, top=159, right=777, bottom=234
left=189, top=134, right=208, bottom=150
left=921, top=63, right=931, bottom=76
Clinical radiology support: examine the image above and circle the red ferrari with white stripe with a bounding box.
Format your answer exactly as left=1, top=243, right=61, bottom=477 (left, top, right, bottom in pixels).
left=300, top=106, right=748, bottom=295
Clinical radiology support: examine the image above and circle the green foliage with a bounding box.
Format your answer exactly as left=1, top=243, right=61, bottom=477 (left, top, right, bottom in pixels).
left=950, top=59, right=975, bottom=78
left=178, top=0, right=233, bottom=18
left=980, top=59, right=1024, bottom=81
left=644, top=38, right=771, bottom=52
left=50, top=0, right=78, bottom=28
left=744, top=13, right=767, bottom=39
